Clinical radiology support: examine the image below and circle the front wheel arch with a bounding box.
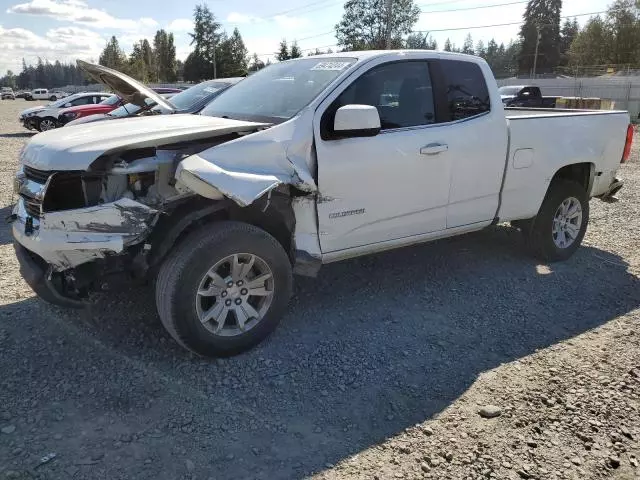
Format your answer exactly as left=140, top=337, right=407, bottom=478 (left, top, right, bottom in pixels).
left=155, top=220, right=294, bottom=357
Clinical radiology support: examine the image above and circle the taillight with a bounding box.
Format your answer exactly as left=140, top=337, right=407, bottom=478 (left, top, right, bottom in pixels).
left=622, top=124, right=634, bottom=163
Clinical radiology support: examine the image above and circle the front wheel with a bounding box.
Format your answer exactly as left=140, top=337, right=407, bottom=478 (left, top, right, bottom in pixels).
left=38, top=117, right=57, bottom=131
left=526, top=180, right=589, bottom=261
left=155, top=221, right=293, bottom=357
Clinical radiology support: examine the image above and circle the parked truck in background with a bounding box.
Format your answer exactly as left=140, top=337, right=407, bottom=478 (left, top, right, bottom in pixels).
left=24, top=89, right=68, bottom=101
left=499, top=85, right=559, bottom=108
left=12, top=52, right=632, bottom=357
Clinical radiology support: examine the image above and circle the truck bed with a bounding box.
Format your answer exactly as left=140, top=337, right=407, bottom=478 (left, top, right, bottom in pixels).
left=505, top=107, right=628, bottom=118
left=498, top=107, right=630, bottom=222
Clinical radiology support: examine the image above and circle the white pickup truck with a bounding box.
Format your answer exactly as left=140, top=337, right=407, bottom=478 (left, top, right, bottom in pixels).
left=12, top=52, right=632, bottom=357
left=25, top=88, right=71, bottom=101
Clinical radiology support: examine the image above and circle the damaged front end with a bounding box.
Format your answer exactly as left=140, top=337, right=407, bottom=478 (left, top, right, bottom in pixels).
left=11, top=152, right=178, bottom=305
left=11, top=111, right=322, bottom=307
left=11, top=139, right=243, bottom=306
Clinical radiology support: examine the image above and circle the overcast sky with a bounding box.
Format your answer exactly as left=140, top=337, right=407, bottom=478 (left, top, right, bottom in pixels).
left=0, top=0, right=613, bottom=75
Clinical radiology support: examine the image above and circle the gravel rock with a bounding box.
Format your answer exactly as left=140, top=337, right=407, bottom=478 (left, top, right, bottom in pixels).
left=607, top=456, right=621, bottom=468
left=1, top=425, right=16, bottom=434
left=478, top=405, right=502, bottom=418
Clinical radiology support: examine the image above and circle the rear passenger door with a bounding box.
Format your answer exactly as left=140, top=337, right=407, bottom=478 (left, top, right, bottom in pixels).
left=436, top=59, right=509, bottom=228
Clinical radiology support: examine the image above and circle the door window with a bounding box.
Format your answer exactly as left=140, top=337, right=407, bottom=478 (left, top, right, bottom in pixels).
left=439, top=60, right=490, bottom=121
left=70, top=96, right=93, bottom=106
left=333, top=61, right=435, bottom=130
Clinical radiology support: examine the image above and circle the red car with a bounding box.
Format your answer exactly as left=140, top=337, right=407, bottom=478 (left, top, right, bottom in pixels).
left=57, top=94, right=124, bottom=126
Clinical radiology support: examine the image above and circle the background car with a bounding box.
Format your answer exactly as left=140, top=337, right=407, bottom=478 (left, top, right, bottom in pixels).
left=19, top=92, right=111, bottom=131
left=57, top=94, right=124, bottom=126
left=66, top=79, right=242, bottom=126
left=1, top=88, right=15, bottom=100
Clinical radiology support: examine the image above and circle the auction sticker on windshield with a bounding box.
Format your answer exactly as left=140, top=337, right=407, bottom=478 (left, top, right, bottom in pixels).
left=311, top=62, right=351, bottom=71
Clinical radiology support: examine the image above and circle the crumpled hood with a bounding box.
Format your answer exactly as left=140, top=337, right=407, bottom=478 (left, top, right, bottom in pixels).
left=21, top=114, right=268, bottom=171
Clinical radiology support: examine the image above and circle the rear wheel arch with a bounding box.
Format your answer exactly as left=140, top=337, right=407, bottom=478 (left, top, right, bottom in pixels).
left=551, top=162, right=595, bottom=197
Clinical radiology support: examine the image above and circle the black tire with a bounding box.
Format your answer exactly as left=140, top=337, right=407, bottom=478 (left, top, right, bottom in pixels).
left=526, top=179, right=589, bottom=261
left=37, top=117, right=57, bottom=132
left=49, top=95, right=57, bottom=101
left=155, top=221, right=293, bottom=357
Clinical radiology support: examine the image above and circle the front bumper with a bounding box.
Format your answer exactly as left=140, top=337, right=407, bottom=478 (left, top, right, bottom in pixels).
left=11, top=196, right=158, bottom=305
left=20, top=117, right=37, bottom=130
left=11, top=197, right=157, bottom=271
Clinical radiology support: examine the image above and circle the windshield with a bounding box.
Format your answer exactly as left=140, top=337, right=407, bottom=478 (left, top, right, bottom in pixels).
left=201, top=58, right=356, bottom=122
left=108, top=102, right=142, bottom=117
left=100, top=94, right=121, bottom=106
left=498, top=86, right=522, bottom=96
left=169, top=81, right=233, bottom=111
left=48, top=94, right=82, bottom=108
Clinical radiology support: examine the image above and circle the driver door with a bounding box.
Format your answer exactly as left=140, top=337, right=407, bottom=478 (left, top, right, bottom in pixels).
left=314, top=59, right=453, bottom=253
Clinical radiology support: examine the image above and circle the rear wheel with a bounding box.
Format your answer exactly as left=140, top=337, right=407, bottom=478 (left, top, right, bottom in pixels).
left=49, top=95, right=57, bottom=101
left=155, top=221, right=293, bottom=357
left=38, top=117, right=57, bottom=132
left=526, top=180, right=589, bottom=261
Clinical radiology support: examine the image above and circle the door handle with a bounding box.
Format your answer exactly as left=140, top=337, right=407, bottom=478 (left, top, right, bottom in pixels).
left=420, top=143, right=448, bottom=155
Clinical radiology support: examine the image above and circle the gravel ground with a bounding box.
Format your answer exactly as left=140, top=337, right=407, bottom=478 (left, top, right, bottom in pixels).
left=0, top=100, right=638, bottom=480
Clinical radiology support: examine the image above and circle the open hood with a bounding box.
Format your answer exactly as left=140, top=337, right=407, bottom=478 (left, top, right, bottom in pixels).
left=77, top=60, right=175, bottom=113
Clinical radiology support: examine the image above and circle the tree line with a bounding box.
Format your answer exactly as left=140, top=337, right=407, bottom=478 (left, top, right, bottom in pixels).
left=1, top=60, right=90, bottom=90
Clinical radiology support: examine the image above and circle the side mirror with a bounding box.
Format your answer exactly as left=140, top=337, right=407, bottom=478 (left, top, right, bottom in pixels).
left=334, top=105, right=381, bottom=137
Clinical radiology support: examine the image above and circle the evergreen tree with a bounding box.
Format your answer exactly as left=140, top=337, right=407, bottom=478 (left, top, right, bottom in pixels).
left=99, top=36, right=127, bottom=71
left=606, top=0, right=640, bottom=65
left=476, top=40, right=486, bottom=58
left=248, top=53, right=266, bottom=71
left=568, top=15, right=611, bottom=67
left=518, top=0, right=562, bottom=74
left=141, top=39, right=156, bottom=82
left=559, top=17, right=579, bottom=66
left=462, top=34, right=474, bottom=54
left=189, top=4, right=222, bottom=79
left=276, top=40, right=290, bottom=61
left=155, top=30, right=177, bottom=82
left=444, top=38, right=452, bottom=52
left=290, top=41, right=302, bottom=59
left=335, top=0, right=420, bottom=50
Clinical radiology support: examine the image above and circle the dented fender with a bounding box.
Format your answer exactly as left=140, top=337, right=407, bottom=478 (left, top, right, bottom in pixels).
left=176, top=112, right=318, bottom=207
